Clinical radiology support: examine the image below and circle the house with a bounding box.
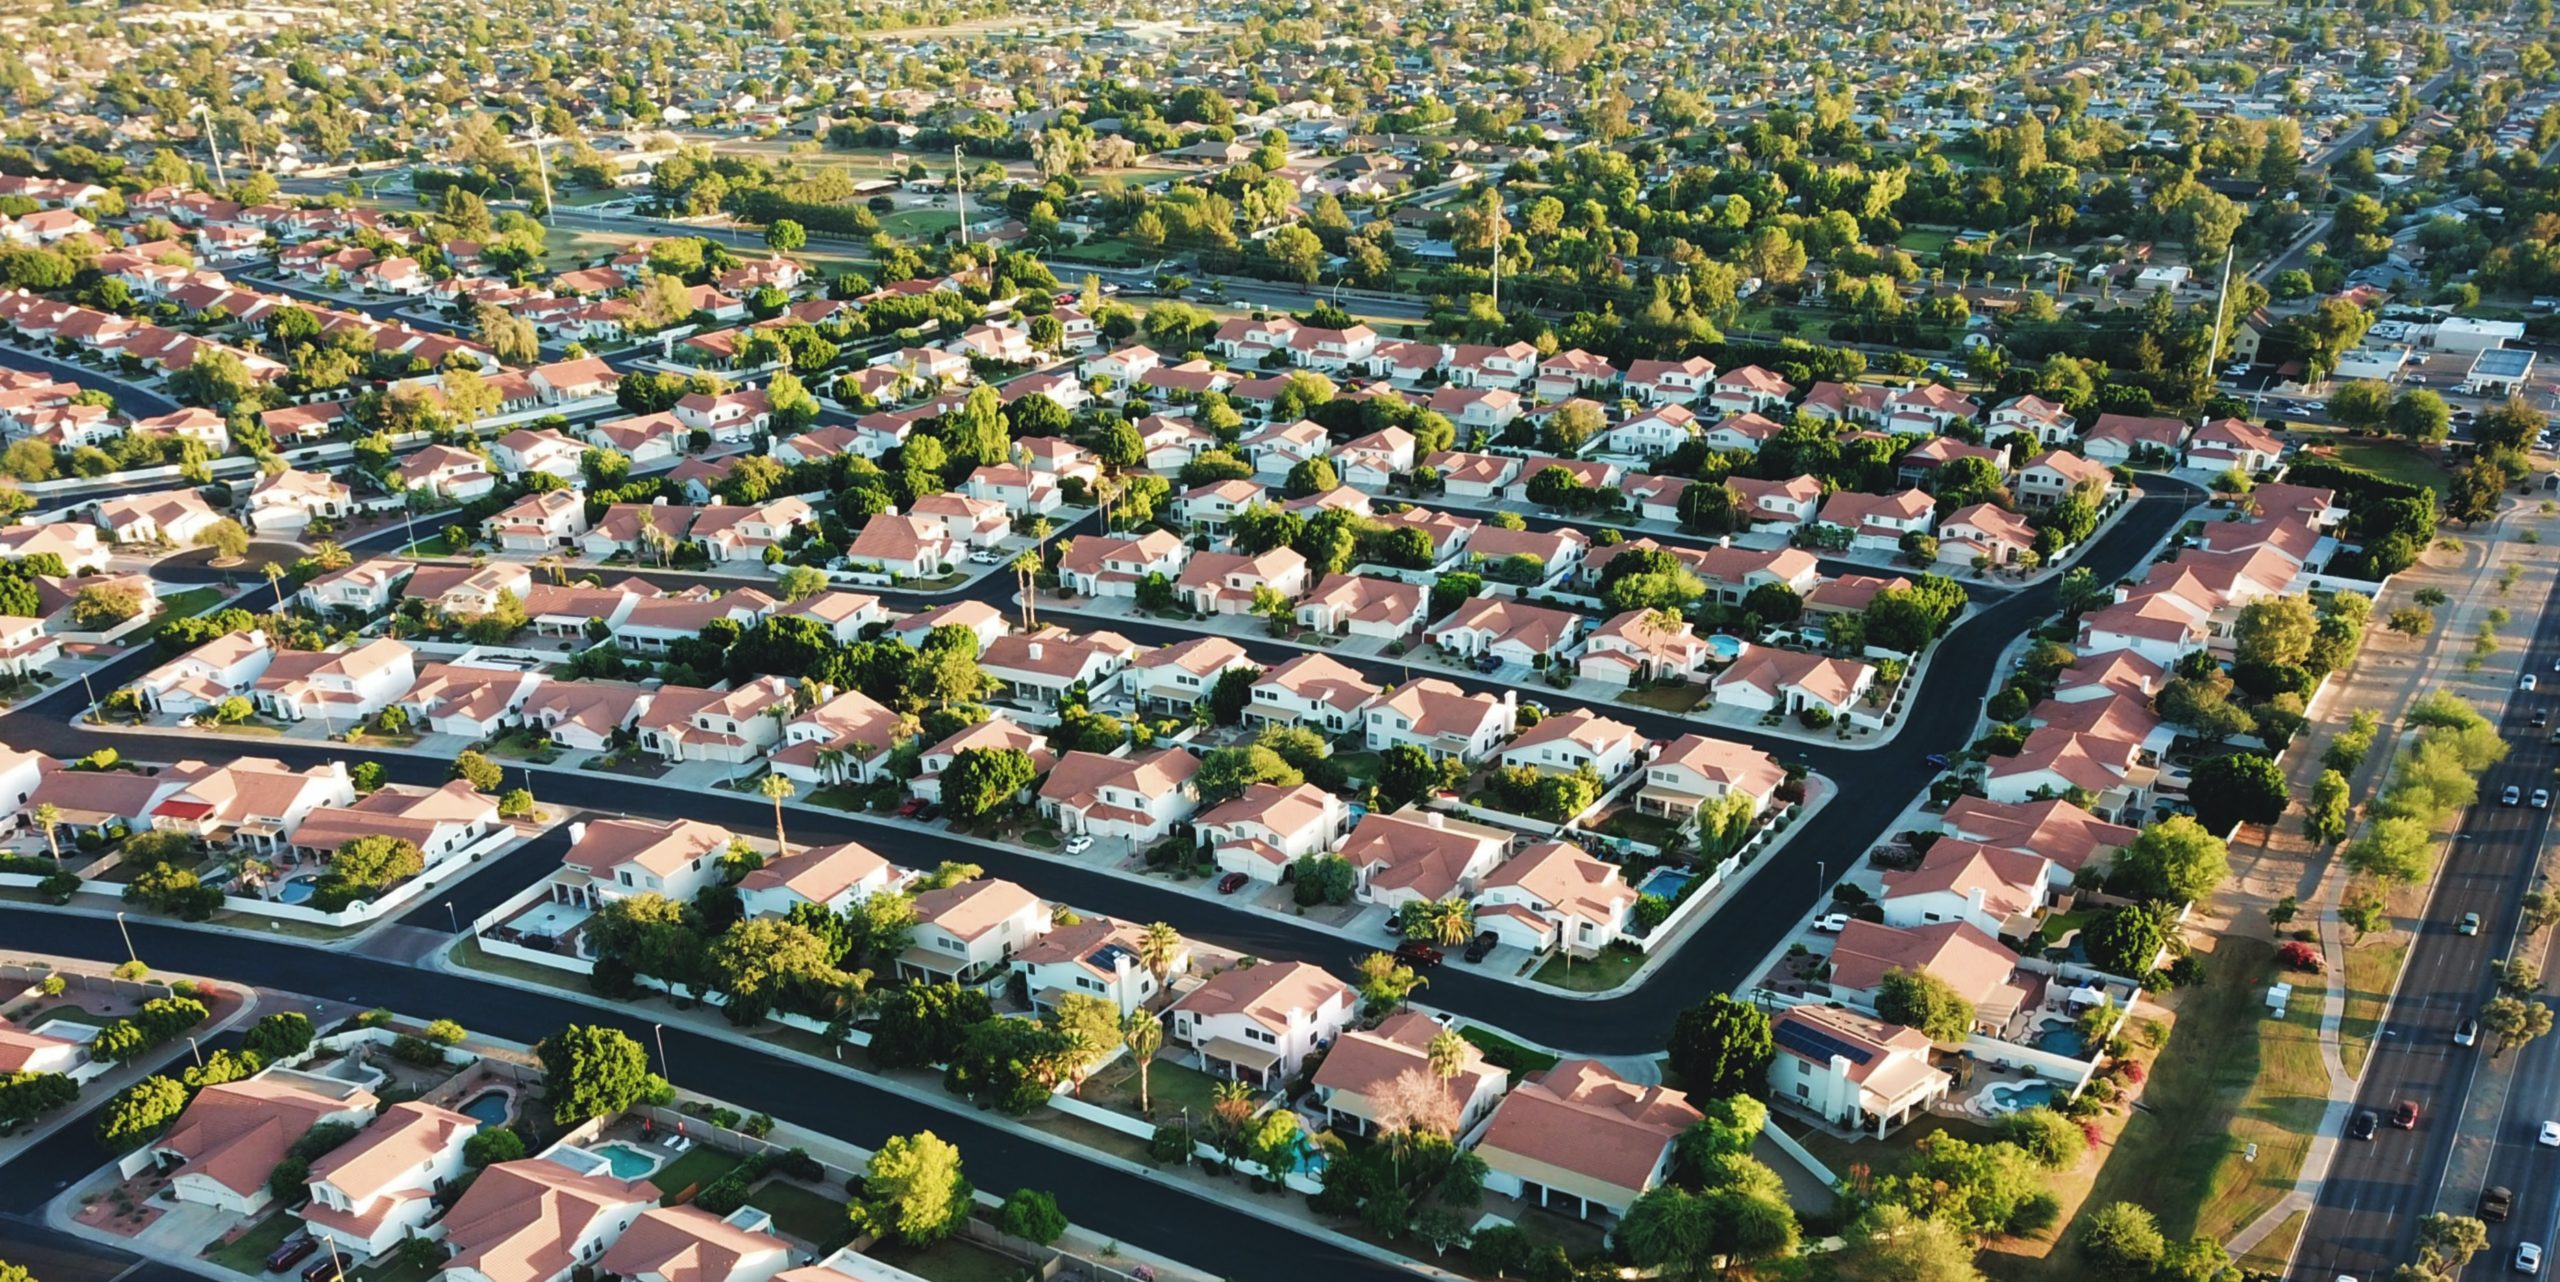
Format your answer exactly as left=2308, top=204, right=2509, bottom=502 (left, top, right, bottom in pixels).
left=1620, top=473, right=1694, bottom=524
left=1536, top=349, right=1620, bottom=400
left=690, top=497, right=815, bottom=564
left=1057, top=529, right=1190, bottom=597
left=673, top=388, right=773, bottom=440
left=1012, top=916, right=1185, bottom=1017
left=583, top=503, right=704, bottom=559
left=528, top=358, right=621, bottom=406
left=1177, top=479, right=1263, bottom=532
left=522, top=683, right=651, bottom=754
left=1879, top=840, right=2053, bottom=937
left=95, top=489, right=221, bottom=546
left=1981, top=726, right=2148, bottom=811
left=436, top=1156, right=657, bottom=1282
left=1128, top=637, right=1256, bottom=711
left=2186, top=417, right=2284, bottom=473
left=300, top=1101, right=478, bottom=1256
left=1474, top=841, right=1638, bottom=956
left=398, top=663, right=545, bottom=738
left=1635, top=733, right=1785, bottom=823
left=1429, top=598, right=1584, bottom=666
left=584, top=414, right=687, bottom=467
left=131, top=629, right=276, bottom=715
left=396, top=444, right=497, bottom=500
left=254, top=639, right=418, bottom=723
left=147, top=759, right=359, bottom=852
left=738, top=841, right=899, bottom=919
left=1937, top=504, right=2038, bottom=567
left=549, top=817, right=735, bottom=909
left=1176, top=548, right=1309, bottom=615
left=2016, top=450, right=2116, bottom=510
left=1578, top=609, right=1716, bottom=685
left=1294, top=574, right=1426, bottom=639
left=1886, top=382, right=1980, bottom=431
left=1500, top=709, right=1645, bottom=781
left=1712, top=649, right=1878, bottom=724
left=1990, top=394, right=2076, bottom=445
left=283, top=781, right=501, bottom=870
left=1423, top=450, right=1522, bottom=499
left=1038, top=748, right=1201, bottom=842
left=1340, top=808, right=1510, bottom=908
left=1499, top=459, right=1619, bottom=508
left=1625, top=357, right=1717, bottom=405
left=963, top=464, right=1062, bottom=516
left=1708, top=365, right=1793, bottom=416
left=156, top=1073, right=380, bottom=1215
left=1897, top=437, right=2011, bottom=489
left=2080, top=413, right=2190, bottom=465
left=1167, top=960, right=1355, bottom=1086
left=1314, top=1010, right=1508, bottom=1137
left=887, top=599, right=1007, bottom=652
left=595, top=1207, right=789, bottom=1282
left=0, top=615, right=61, bottom=678
left=847, top=514, right=954, bottom=579
left=1082, top=344, right=1160, bottom=384
left=1942, top=795, right=2138, bottom=882
left=910, top=715, right=1055, bottom=805
left=634, top=678, right=792, bottom=763
left=1364, top=680, right=1518, bottom=762
left=0, top=1016, right=83, bottom=1077
left=1476, top=1060, right=1701, bottom=1220
left=900, top=877, right=1049, bottom=983
left=1723, top=475, right=1824, bottom=531
left=980, top=628, right=1137, bottom=705
left=768, top=688, right=909, bottom=786
left=1826, top=919, right=2040, bottom=1037
left=1239, top=419, right=1329, bottom=475
left=246, top=469, right=352, bottom=534
left=1199, top=783, right=1345, bottom=883
left=1603, top=404, right=1701, bottom=456
left=486, top=490, right=591, bottom=553
left=490, top=428, right=591, bottom=480
left=1768, top=1005, right=1951, bottom=1138
left=0, top=522, right=107, bottom=572
left=1686, top=545, right=1821, bottom=605
left=1247, top=653, right=1380, bottom=733
left=1336, top=427, right=1417, bottom=489
left=1813, top=488, right=1935, bottom=554
left=1427, top=385, right=1523, bottom=431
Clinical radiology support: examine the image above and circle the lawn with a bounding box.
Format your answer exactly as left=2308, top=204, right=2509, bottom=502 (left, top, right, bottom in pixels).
left=2339, top=933, right=2411, bottom=1079
left=352, top=1248, right=441, bottom=1282
left=1330, top=750, right=1382, bottom=785
left=1617, top=683, right=1711, bottom=713
left=1082, top=1055, right=1226, bottom=1123
left=1532, top=943, right=1646, bottom=992
left=401, top=533, right=460, bottom=556
left=125, top=586, right=226, bottom=648
left=1593, top=809, right=1682, bottom=848
left=204, top=1211, right=301, bottom=1276
left=1457, top=1024, right=1560, bottom=1075
left=2326, top=439, right=2454, bottom=496
left=863, top=1239, right=1035, bottom=1282
left=1896, top=226, right=1957, bottom=255
left=878, top=208, right=960, bottom=239
left=2234, top=1209, right=2308, bottom=1278
left=2022, top=936, right=2319, bottom=1267
left=651, top=1147, right=740, bottom=1201
left=748, top=1178, right=851, bottom=1249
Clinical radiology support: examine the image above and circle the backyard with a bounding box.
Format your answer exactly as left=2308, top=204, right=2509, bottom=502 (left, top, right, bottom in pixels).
left=2322, top=438, right=2455, bottom=497
left=123, top=586, right=226, bottom=649
left=1080, top=1053, right=1228, bottom=1123
left=864, top=1238, right=1036, bottom=1282
left=748, top=1178, right=853, bottom=1249
left=1456, top=1024, right=1560, bottom=1075
left=1531, top=943, right=1646, bottom=992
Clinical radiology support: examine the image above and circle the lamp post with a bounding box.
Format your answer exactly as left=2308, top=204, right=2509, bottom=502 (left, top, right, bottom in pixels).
left=1815, top=860, right=1826, bottom=898
left=652, top=1022, right=670, bottom=1079
left=444, top=900, right=459, bottom=934
left=113, top=911, right=136, bottom=964
left=186, top=1035, right=203, bottom=1068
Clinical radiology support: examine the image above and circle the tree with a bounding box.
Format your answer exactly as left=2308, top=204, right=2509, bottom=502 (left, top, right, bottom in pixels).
left=1284, top=456, right=1339, bottom=498
left=96, top=1074, right=189, bottom=1149
left=860, top=1131, right=973, bottom=1246
left=2341, top=884, right=2390, bottom=943
left=1122, top=1010, right=1164, bottom=1114
left=2327, top=379, right=2392, bottom=429
left=451, top=751, right=504, bottom=793
left=463, top=1127, right=525, bottom=1169
left=2234, top=596, right=2318, bottom=669
left=70, top=583, right=144, bottom=631
left=1832, top=1205, right=1984, bottom=1282
left=2077, top=1201, right=2167, bottom=1279
left=2387, top=387, right=2451, bottom=442
left=1354, top=950, right=1425, bottom=1014
left=1375, top=744, right=1454, bottom=810
left=2188, top=753, right=2288, bottom=834
left=31, top=803, right=59, bottom=867
left=2345, top=815, right=2434, bottom=884
left=1622, top=1186, right=1721, bottom=1281
left=757, top=772, right=796, bottom=855
left=327, top=835, right=422, bottom=897
left=2416, top=1212, right=2491, bottom=1273
left=998, top=1188, right=1067, bottom=1245
left=1195, top=745, right=1303, bottom=803
left=946, top=747, right=1037, bottom=819
left=242, top=1012, right=314, bottom=1062
left=2084, top=902, right=2173, bottom=976
left=535, top=1024, right=654, bottom=1126
left=2483, top=993, right=2555, bottom=1057
left=765, top=219, right=806, bottom=253
left=2000, top=1106, right=2086, bottom=1169
left=2304, top=769, right=2352, bottom=846
left=2110, top=815, right=2231, bottom=904
left=194, top=518, right=251, bottom=561
left=1876, top=968, right=1974, bottom=1042
left=1665, top=995, right=1773, bottom=1100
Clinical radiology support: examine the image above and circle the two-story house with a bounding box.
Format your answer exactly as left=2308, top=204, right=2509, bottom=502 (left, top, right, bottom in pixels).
left=900, top=877, right=1050, bottom=983
left=1038, top=749, right=1201, bottom=843
left=1199, top=782, right=1345, bottom=884
left=1012, top=916, right=1187, bottom=1017
left=549, top=817, right=734, bottom=910
left=1168, top=961, right=1355, bottom=1086
left=301, top=1101, right=478, bottom=1256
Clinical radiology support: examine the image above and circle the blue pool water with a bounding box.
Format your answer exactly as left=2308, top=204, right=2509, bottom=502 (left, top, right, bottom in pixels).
left=2036, top=1024, right=2089, bottom=1058
left=1704, top=634, right=1746, bottom=662
left=460, top=1091, right=510, bottom=1127
left=1996, top=1081, right=2057, bottom=1111
left=274, top=874, right=323, bottom=905
left=1637, top=868, right=1694, bottom=900
left=592, top=1142, right=662, bottom=1178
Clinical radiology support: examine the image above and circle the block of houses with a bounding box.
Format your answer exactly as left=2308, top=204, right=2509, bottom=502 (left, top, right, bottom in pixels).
left=1012, top=915, right=1187, bottom=1017
left=1879, top=840, right=2053, bottom=937
left=1429, top=598, right=1586, bottom=666
left=254, top=638, right=418, bottom=723
left=549, top=817, right=735, bottom=909
left=1474, top=840, right=1638, bottom=957
left=1812, top=488, right=1935, bottom=554
left=1826, top=919, right=2040, bottom=1038
left=1247, top=653, right=1380, bottom=733
left=909, top=714, right=1054, bottom=805
left=1499, top=709, right=1645, bottom=781
left=738, top=841, right=900, bottom=919
left=1038, top=748, right=1201, bottom=843
left=1578, top=609, right=1716, bottom=685
left=1127, top=636, right=1256, bottom=711
left=900, top=877, right=1050, bottom=983
left=300, top=1101, right=478, bottom=1256
left=1341, top=807, right=1510, bottom=908
left=1711, top=648, right=1877, bottom=724
left=1314, top=1010, right=1509, bottom=1138
left=438, top=1156, right=658, bottom=1282
left=1476, top=1060, right=1701, bottom=1220
left=1199, top=782, right=1346, bottom=884
left=155, top=1073, right=380, bottom=1215
left=1768, top=1004, right=1951, bottom=1138
left=1635, top=734, right=1784, bottom=823
left=1364, top=680, right=1517, bottom=761
left=1167, top=960, right=1354, bottom=1086
left=980, top=627, right=1138, bottom=704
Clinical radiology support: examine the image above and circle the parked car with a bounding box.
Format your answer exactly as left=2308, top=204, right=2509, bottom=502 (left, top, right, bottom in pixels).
left=266, top=1237, right=318, bottom=1273
left=1472, top=653, right=1502, bottom=673
left=896, top=797, right=927, bottom=817
left=1465, top=931, right=1498, bottom=962
left=969, top=549, right=1003, bottom=565
left=1814, top=912, right=1851, bottom=932
left=2393, top=1100, right=2420, bottom=1129
left=302, top=1257, right=346, bottom=1282
left=2488, top=1185, right=2517, bottom=1221
left=1063, top=834, right=1094, bottom=855
left=2349, top=1109, right=2379, bottom=1140
left=1215, top=872, right=1248, bottom=895
left=1394, top=940, right=1444, bottom=968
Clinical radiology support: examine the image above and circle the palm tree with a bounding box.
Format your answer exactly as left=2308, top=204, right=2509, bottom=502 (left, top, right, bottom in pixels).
left=1417, top=897, right=1474, bottom=947
left=758, top=772, right=796, bottom=854
left=1010, top=549, right=1041, bottom=630
left=1123, top=1010, right=1164, bottom=1113
left=1426, top=1028, right=1467, bottom=1081
left=814, top=745, right=852, bottom=786
left=1137, top=921, right=1184, bottom=987
left=311, top=541, right=352, bottom=571
left=32, top=803, right=60, bottom=868
left=262, top=561, right=287, bottom=610
left=535, top=553, right=565, bottom=585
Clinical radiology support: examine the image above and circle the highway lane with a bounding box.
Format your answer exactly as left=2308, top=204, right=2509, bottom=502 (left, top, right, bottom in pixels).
left=2295, top=550, right=2560, bottom=1280
left=0, top=950, right=1435, bottom=1282
left=0, top=479, right=2199, bottom=1054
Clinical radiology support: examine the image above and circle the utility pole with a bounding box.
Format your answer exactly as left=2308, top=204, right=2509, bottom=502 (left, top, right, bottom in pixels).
left=193, top=104, right=228, bottom=192
left=2206, top=244, right=2237, bottom=374
left=953, top=145, right=969, bottom=249
left=526, top=132, right=554, bottom=222
left=1490, top=236, right=1501, bottom=315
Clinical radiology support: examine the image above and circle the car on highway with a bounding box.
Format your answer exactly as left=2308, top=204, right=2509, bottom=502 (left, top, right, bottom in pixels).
left=2507, top=785, right=2525, bottom=806
left=2526, top=675, right=2540, bottom=692
left=2535, top=710, right=2551, bottom=728
left=2538, top=789, right=2552, bottom=810
left=2541, top=1120, right=2560, bottom=1146
left=2517, top=1242, right=2542, bottom=1275
left=2462, top=911, right=2483, bottom=935
left=2394, top=1100, right=2420, bottom=1128
left=1465, top=931, right=1498, bottom=962
left=1215, top=872, right=1248, bottom=895
left=2458, top=1018, right=2482, bottom=1047
left=2487, top=1185, right=2517, bottom=1221
left=1394, top=940, right=1443, bottom=969
left=2349, top=1109, right=2380, bottom=1140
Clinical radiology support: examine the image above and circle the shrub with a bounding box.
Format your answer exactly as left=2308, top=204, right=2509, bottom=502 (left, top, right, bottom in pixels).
left=2277, top=940, right=2323, bottom=971
left=1148, top=1124, right=1192, bottom=1164
left=998, top=1188, right=1068, bottom=1245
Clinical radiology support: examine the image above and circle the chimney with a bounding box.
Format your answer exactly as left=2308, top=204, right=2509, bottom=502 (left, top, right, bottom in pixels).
left=1027, top=641, right=1044, bottom=660
left=1426, top=812, right=1445, bottom=830
left=1966, top=887, right=1987, bottom=919
left=568, top=821, right=588, bottom=846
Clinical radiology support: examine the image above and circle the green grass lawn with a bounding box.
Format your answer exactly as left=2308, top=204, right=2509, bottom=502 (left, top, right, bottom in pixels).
left=2339, top=933, right=2411, bottom=1079
left=1617, top=683, right=1711, bottom=713
left=1594, top=809, right=1682, bottom=847
left=1330, top=750, right=1382, bottom=785
left=651, top=1147, right=740, bottom=1201
left=864, top=1239, right=1035, bottom=1282
left=878, top=209, right=959, bottom=239
left=1532, top=943, right=1646, bottom=992
left=2327, top=439, right=2454, bottom=497
left=352, top=1249, right=441, bottom=1282
left=1896, top=227, right=1957, bottom=255
left=748, top=1178, right=852, bottom=1249
left=1457, top=1024, right=1560, bottom=1075
left=1083, top=1055, right=1226, bottom=1122
left=204, top=1212, right=300, bottom=1276
left=401, top=533, right=459, bottom=556
left=126, top=586, right=227, bottom=648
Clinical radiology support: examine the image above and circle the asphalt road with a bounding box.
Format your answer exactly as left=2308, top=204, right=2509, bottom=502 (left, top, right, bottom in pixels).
left=0, top=343, right=183, bottom=417
left=2294, top=548, right=2560, bottom=1281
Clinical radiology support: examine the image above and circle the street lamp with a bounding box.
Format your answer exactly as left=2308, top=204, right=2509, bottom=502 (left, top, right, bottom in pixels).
left=1814, top=860, right=1826, bottom=896
left=186, top=1035, right=203, bottom=1068
left=113, top=911, right=136, bottom=964
left=444, top=901, right=460, bottom=934
left=652, top=1022, right=670, bottom=1079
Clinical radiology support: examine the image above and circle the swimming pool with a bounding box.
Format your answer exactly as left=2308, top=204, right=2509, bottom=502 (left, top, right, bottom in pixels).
left=459, top=1091, right=511, bottom=1127
left=1704, top=635, right=1747, bottom=663
left=591, top=1141, right=663, bottom=1179
left=1636, top=868, right=1694, bottom=900
left=2035, top=1024, right=2089, bottom=1058
left=274, top=874, right=324, bottom=905
left=1984, top=1080, right=2057, bottom=1113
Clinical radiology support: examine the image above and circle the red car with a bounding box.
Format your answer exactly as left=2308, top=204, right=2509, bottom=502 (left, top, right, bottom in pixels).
left=264, top=1237, right=317, bottom=1273
left=2394, top=1100, right=2420, bottom=1129
left=1393, top=940, right=1443, bottom=968
left=302, top=1255, right=346, bottom=1282
left=895, top=797, right=927, bottom=818
left=1215, top=872, right=1248, bottom=895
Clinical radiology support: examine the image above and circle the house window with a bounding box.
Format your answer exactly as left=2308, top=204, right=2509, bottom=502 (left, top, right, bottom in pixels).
left=619, top=871, right=634, bottom=886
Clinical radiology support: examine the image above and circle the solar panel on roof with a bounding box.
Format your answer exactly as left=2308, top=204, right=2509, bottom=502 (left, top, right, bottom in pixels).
left=1777, top=1015, right=1875, bottom=1066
